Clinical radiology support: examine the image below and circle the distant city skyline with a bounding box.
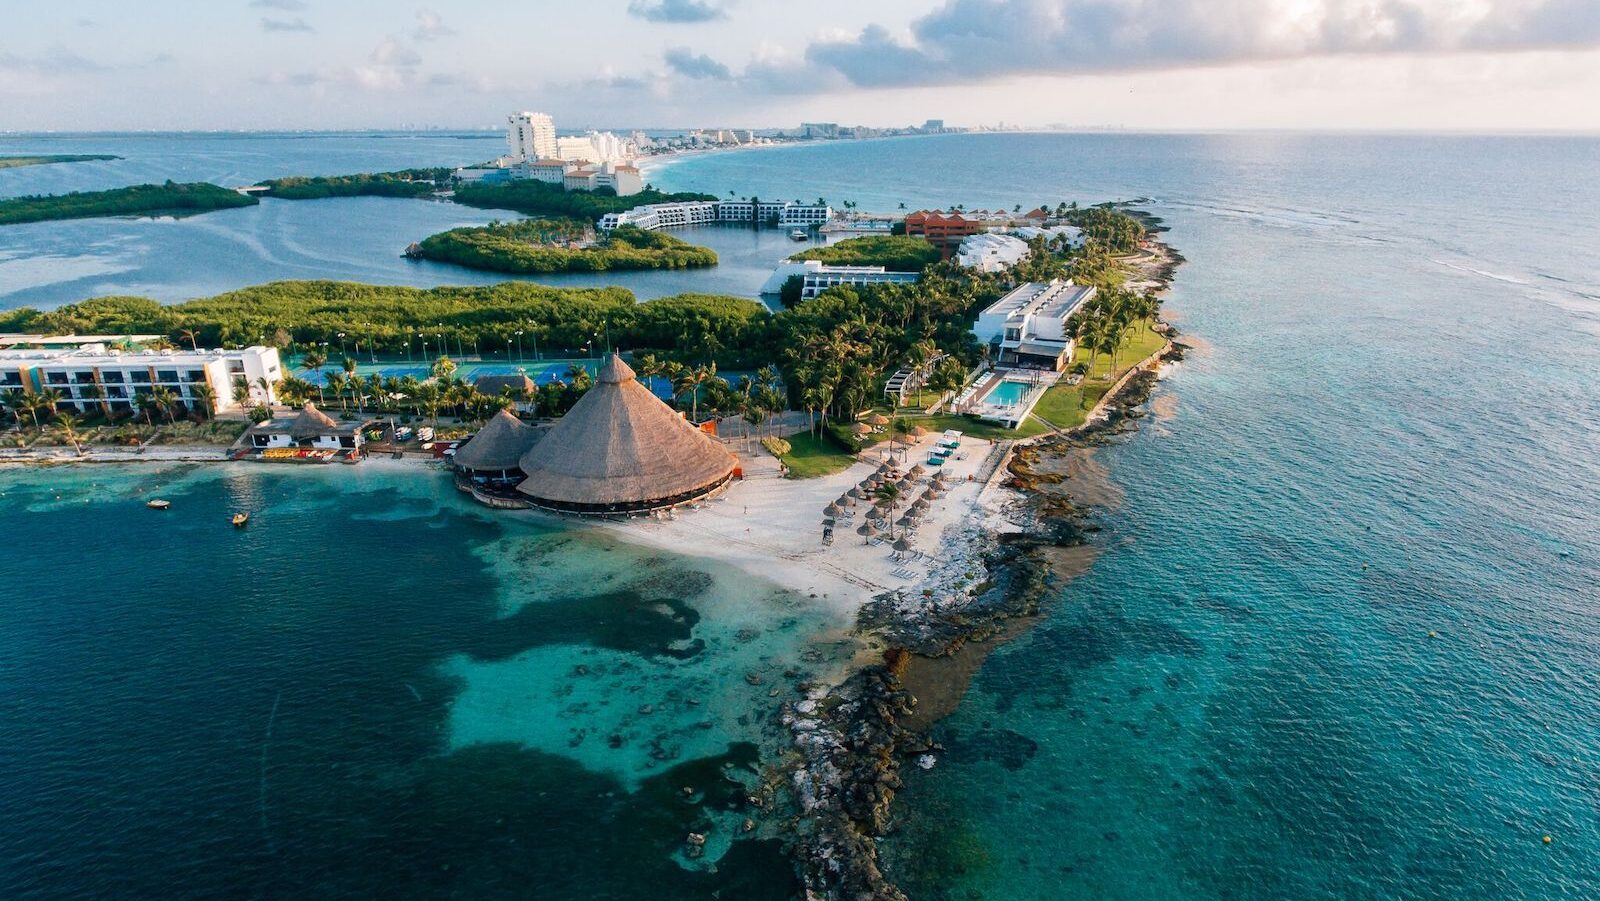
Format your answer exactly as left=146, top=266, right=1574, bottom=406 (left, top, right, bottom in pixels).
left=3, top=1, right=1599, bottom=133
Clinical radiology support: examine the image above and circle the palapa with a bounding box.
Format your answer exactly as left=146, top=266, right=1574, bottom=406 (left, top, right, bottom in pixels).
left=867, top=413, right=890, bottom=426
left=452, top=409, right=540, bottom=473
left=515, top=354, right=736, bottom=511
left=288, top=402, right=340, bottom=440
left=893, top=538, right=913, bottom=552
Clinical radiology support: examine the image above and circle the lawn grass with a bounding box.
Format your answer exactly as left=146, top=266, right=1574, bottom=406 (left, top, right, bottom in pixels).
left=1032, top=319, right=1168, bottom=430
left=778, top=430, right=857, bottom=479
left=896, top=412, right=1051, bottom=441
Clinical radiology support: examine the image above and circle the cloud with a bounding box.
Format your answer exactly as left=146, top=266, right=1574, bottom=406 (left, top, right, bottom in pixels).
left=260, top=17, right=315, bottom=33
left=249, top=0, right=308, bottom=10
left=664, top=47, right=732, bottom=80
left=803, top=0, right=1600, bottom=88
left=0, top=47, right=105, bottom=77
left=626, top=0, right=727, bottom=24
left=413, top=9, right=455, bottom=41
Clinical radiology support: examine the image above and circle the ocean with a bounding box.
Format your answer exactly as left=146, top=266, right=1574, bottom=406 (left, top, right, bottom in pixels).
left=3, top=131, right=1599, bottom=899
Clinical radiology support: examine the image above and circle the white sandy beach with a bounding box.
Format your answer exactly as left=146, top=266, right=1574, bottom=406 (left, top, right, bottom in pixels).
left=587, top=432, right=1022, bottom=619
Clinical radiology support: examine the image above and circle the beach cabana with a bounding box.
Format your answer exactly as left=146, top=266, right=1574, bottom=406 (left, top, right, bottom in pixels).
left=514, top=354, right=737, bottom=515
left=452, top=409, right=541, bottom=486
left=247, top=402, right=368, bottom=453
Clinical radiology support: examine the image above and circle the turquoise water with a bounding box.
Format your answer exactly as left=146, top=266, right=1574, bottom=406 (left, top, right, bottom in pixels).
left=3, top=132, right=1599, bottom=899
left=0, top=463, right=856, bottom=898
left=984, top=380, right=1033, bottom=406
left=658, top=134, right=1600, bottom=899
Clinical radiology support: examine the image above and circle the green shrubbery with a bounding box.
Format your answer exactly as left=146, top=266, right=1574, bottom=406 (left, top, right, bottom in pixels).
left=790, top=235, right=942, bottom=272
left=256, top=169, right=454, bottom=200
left=453, top=179, right=714, bottom=220
left=0, top=181, right=256, bottom=225
left=416, top=221, right=717, bottom=273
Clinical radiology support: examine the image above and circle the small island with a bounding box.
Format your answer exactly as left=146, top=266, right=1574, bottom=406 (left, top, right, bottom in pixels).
left=411, top=220, right=718, bottom=274
left=254, top=168, right=454, bottom=200
left=0, top=154, right=121, bottom=170
left=0, top=181, right=257, bottom=226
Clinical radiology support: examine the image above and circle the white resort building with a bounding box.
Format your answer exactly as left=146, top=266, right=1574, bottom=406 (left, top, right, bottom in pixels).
left=0, top=343, right=282, bottom=417
left=759, top=260, right=922, bottom=299
left=507, top=112, right=558, bottom=161
left=600, top=200, right=832, bottom=231
left=598, top=201, right=721, bottom=231
left=973, top=279, right=1096, bottom=372
left=956, top=233, right=1031, bottom=272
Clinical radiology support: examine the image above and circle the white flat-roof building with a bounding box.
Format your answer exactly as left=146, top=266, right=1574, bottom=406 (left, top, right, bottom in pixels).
left=508, top=112, right=558, bottom=162
left=973, top=279, right=1096, bottom=371
left=760, top=260, right=922, bottom=299
left=1010, top=225, right=1085, bottom=249
left=525, top=159, right=572, bottom=184
left=0, top=344, right=281, bottom=417
left=598, top=201, right=721, bottom=231
left=957, top=233, right=1031, bottom=272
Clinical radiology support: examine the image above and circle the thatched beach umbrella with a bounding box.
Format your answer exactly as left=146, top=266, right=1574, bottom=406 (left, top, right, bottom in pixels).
left=852, top=423, right=872, bottom=438
left=837, top=493, right=855, bottom=507
left=912, top=498, right=930, bottom=512
left=847, top=487, right=865, bottom=500
left=909, top=464, right=926, bottom=477
left=893, top=538, right=914, bottom=553
left=897, top=514, right=916, bottom=527
left=858, top=477, right=876, bottom=489
left=824, top=503, right=841, bottom=518
left=909, top=425, right=928, bottom=439
left=868, top=413, right=890, bottom=427
left=856, top=521, right=878, bottom=543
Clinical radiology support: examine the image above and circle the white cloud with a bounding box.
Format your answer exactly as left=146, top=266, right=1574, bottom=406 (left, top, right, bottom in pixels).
left=664, top=47, right=732, bottom=79
left=260, top=17, right=315, bottom=33
left=626, top=0, right=728, bottom=24
left=802, top=0, right=1600, bottom=88
left=413, top=9, right=456, bottom=41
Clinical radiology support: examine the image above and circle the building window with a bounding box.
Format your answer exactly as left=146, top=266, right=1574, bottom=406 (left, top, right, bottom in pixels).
left=100, top=371, right=124, bottom=384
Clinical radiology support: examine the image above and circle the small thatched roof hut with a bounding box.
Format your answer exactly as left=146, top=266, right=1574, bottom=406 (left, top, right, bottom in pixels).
left=515, top=354, right=737, bottom=514
left=453, top=409, right=540, bottom=476
left=289, top=402, right=340, bottom=440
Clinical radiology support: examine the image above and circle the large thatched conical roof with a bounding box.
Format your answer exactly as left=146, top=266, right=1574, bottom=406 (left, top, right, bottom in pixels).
left=453, top=409, right=539, bottom=472
left=289, top=402, right=340, bottom=439
left=516, top=354, right=737, bottom=511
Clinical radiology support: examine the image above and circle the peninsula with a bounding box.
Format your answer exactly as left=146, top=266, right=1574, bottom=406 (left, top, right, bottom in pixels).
left=0, top=181, right=256, bottom=226
left=0, top=154, right=120, bottom=170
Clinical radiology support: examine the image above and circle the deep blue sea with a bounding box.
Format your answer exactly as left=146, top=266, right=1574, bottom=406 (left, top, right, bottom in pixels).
left=3, top=132, right=1599, bottom=899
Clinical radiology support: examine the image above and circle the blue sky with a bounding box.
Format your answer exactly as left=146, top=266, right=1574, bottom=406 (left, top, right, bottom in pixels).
left=3, top=1, right=1599, bottom=131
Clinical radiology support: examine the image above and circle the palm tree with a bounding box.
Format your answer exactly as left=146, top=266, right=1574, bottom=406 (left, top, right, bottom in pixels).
left=675, top=362, right=715, bottom=423
left=36, top=388, right=62, bottom=418
left=151, top=386, right=179, bottom=424
left=54, top=412, right=86, bottom=456
left=135, top=393, right=159, bottom=426
left=4, top=388, right=39, bottom=430
left=873, top=482, right=903, bottom=538
left=179, top=328, right=200, bottom=352
left=431, top=355, right=457, bottom=381
left=323, top=372, right=345, bottom=412
left=342, top=356, right=358, bottom=378
left=254, top=376, right=274, bottom=409
left=232, top=376, right=251, bottom=409
left=190, top=384, right=216, bottom=420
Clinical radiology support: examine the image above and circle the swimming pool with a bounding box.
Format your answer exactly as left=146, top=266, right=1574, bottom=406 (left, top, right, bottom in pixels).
left=982, top=379, right=1033, bottom=406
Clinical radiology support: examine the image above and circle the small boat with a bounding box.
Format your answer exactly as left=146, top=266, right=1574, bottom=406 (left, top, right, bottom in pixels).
left=147, top=499, right=171, bottom=510
left=231, top=512, right=250, bottom=528
left=789, top=229, right=810, bottom=241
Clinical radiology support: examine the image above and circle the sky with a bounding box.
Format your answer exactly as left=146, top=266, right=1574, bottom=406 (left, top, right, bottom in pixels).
left=2, top=0, right=1599, bottom=132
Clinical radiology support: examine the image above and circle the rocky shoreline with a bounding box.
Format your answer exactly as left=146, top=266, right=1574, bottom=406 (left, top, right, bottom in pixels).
left=779, top=232, right=1187, bottom=900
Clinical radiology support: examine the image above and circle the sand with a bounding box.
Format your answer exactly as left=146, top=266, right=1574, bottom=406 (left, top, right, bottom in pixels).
left=588, top=432, right=1016, bottom=619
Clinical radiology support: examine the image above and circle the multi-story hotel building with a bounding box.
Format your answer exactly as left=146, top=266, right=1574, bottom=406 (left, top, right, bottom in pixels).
left=600, top=200, right=831, bottom=231
left=0, top=344, right=282, bottom=417
left=507, top=112, right=558, bottom=161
